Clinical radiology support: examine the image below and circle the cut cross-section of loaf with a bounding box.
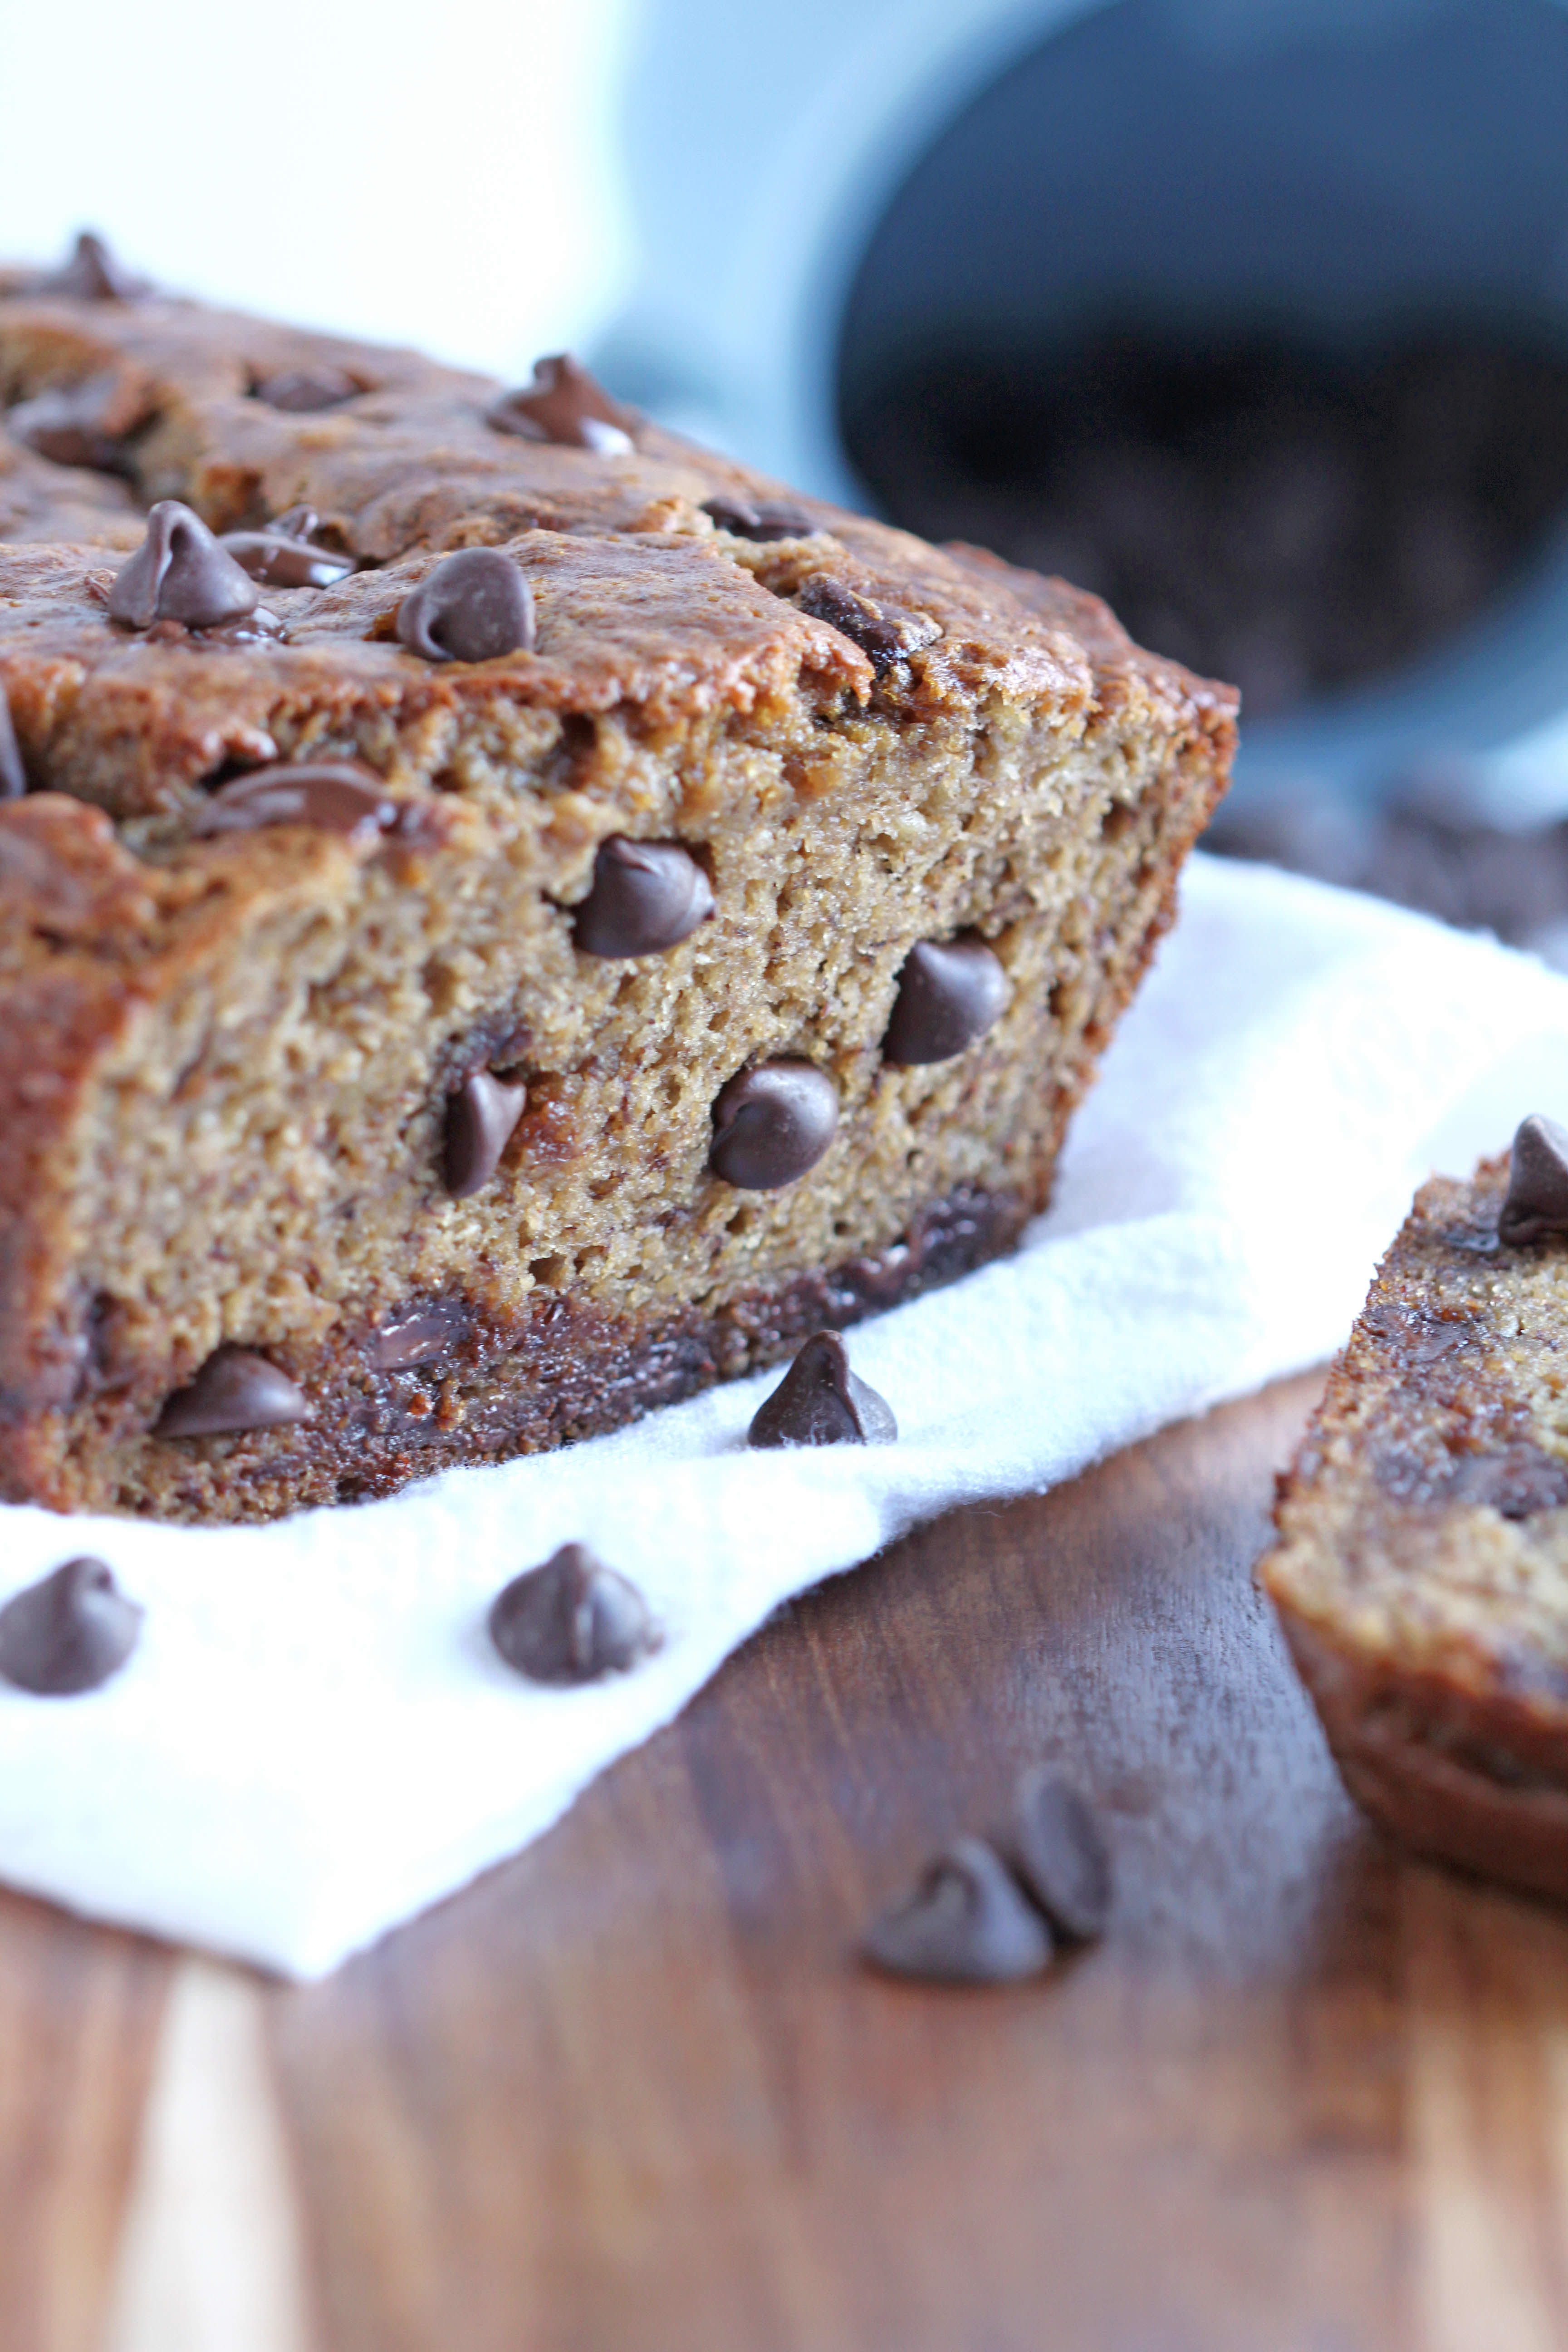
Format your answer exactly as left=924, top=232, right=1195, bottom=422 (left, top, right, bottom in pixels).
left=0, top=254, right=1235, bottom=1521
left=1260, top=1127, right=1568, bottom=1900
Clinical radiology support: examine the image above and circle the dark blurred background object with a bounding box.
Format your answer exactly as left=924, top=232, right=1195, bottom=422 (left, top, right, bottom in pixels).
left=610, top=0, right=1568, bottom=951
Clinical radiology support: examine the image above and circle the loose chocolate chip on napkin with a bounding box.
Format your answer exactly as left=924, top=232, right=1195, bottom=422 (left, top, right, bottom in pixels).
left=490, top=1544, right=661, bottom=1685
left=0, top=1558, right=143, bottom=1696
left=863, top=1837, right=1054, bottom=1984
left=1498, top=1113, right=1568, bottom=1245
left=749, top=1330, right=897, bottom=1448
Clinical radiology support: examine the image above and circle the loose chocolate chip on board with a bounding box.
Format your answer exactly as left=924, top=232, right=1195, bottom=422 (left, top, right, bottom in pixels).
left=748, top=1330, right=897, bottom=1448
left=794, top=575, right=941, bottom=674
left=157, top=1348, right=311, bottom=1439
left=35, top=230, right=149, bottom=302
left=0, top=1558, right=143, bottom=1696
left=701, top=496, right=821, bottom=542
left=1009, top=1769, right=1114, bottom=1940
left=444, top=1069, right=528, bottom=1198
left=489, top=1543, right=661, bottom=1684
left=0, top=691, right=25, bottom=799
left=252, top=366, right=360, bottom=413
left=108, top=501, right=261, bottom=631
left=573, top=836, right=714, bottom=957
left=1498, top=1114, right=1568, bottom=1245
left=710, top=1061, right=838, bottom=1190
left=193, top=762, right=397, bottom=844
left=883, top=935, right=1011, bottom=1066
left=396, top=549, right=535, bottom=664
left=486, top=355, right=635, bottom=455
left=219, top=524, right=355, bottom=589
left=863, top=1837, right=1053, bottom=1984
left=6, top=374, right=132, bottom=472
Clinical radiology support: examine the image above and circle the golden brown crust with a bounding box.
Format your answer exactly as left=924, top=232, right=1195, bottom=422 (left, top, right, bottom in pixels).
left=0, top=273, right=1235, bottom=1520
left=1259, top=1156, right=1568, bottom=1896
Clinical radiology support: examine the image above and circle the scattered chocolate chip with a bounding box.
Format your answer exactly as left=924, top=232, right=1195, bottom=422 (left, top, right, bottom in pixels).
left=108, top=500, right=260, bottom=631
left=395, top=549, right=535, bottom=665
left=710, top=1061, right=838, bottom=1190
left=372, top=1302, right=467, bottom=1371
left=252, top=365, right=360, bottom=412
left=1498, top=1114, right=1568, bottom=1245
left=863, top=1837, right=1053, bottom=1984
left=35, top=231, right=149, bottom=303
left=486, top=355, right=635, bottom=454
left=192, top=761, right=397, bottom=843
left=489, top=1542, right=661, bottom=1684
left=0, top=690, right=25, bottom=799
left=1446, top=1444, right=1568, bottom=1519
left=5, top=373, right=132, bottom=472
left=701, top=495, right=821, bottom=542
left=156, top=1348, right=311, bottom=1438
left=444, top=1068, right=528, bottom=1198
left=794, top=576, right=941, bottom=673
left=883, top=935, right=1011, bottom=1066
left=748, top=1330, right=897, bottom=1448
left=1009, top=1769, right=1113, bottom=1940
left=572, top=836, right=714, bottom=957
left=0, top=1558, right=143, bottom=1696
left=218, top=513, right=355, bottom=589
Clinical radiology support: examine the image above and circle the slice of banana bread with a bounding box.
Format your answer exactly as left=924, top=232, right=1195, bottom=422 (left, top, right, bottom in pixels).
left=0, top=242, right=1235, bottom=1522
left=1260, top=1122, right=1568, bottom=1900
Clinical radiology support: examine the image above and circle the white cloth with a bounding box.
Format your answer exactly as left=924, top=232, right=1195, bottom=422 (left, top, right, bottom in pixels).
left=3, top=854, right=1567, bottom=1979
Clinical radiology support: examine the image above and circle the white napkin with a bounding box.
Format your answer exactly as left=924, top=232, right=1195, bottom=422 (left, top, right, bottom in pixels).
left=3, top=853, right=1567, bottom=1979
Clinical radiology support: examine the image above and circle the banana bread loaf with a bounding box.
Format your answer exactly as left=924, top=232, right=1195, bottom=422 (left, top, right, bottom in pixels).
left=0, top=240, right=1236, bottom=1522
left=1260, top=1121, right=1568, bottom=1900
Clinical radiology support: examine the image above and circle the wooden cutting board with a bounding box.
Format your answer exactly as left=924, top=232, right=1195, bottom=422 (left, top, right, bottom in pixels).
left=6, top=1369, right=1568, bottom=2352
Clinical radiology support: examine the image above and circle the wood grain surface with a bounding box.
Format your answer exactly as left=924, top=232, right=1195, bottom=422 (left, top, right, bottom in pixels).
left=8, top=1371, right=1568, bottom=2351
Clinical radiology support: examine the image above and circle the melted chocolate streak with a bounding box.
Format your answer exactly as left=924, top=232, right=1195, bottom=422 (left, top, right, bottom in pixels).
left=114, top=1186, right=1024, bottom=1515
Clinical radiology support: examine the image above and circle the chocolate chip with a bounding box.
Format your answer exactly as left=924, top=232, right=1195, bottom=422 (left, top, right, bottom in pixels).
left=219, top=514, right=355, bottom=589
left=192, top=762, right=397, bottom=844
left=1446, top=1444, right=1568, bottom=1519
left=108, top=500, right=260, bottom=631
left=701, top=496, right=822, bottom=542
left=395, top=549, right=535, bottom=665
left=794, top=576, right=941, bottom=673
left=710, top=1061, right=838, bottom=1190
left=1498, top=1114, right=1568, bottom=1245
left=372, top=1302, right=467, bottom=1371
left=0, top=689, right=25, bottom=799
left=1008, top=1769, right=1113, bottom=1940
left=863, top=1837, right=1053, bottom=1984
left=444, top=1068, right=528, bottom=1198
left=748, top=1330, right=897, bottom=1448
left=883, top=935, right=1010, bottom=1066
left=252, top=366, right=360, bottom=412
left=486, top=355, right=636, bottom=454
left=572, top=836, right=714, bottom=957
left=156, top=1348, right=311, bottom=1438
left=0, top=1558, right=143, bottom=1696
left=489, top=1542, right=661, bottom=1684
left=35, top=231, right=149, bottom=303
left=6, top=373, right=132, bottom=472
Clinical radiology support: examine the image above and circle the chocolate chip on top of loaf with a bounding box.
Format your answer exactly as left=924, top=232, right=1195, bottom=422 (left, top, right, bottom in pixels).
left=1260, top=1118, right=1568, bottom=1903
left=0, top=235, right=1235, bottom=1522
